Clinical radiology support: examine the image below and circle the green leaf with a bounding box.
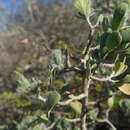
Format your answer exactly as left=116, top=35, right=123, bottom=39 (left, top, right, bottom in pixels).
left=69, top=101, right=82, bottom=114
left=0, top=122, right=7, bottom=130
left=102, top=16, right=110, bottom=32
left=88, top=109, right=98, bottom=121
left=99, top=32, right=109, bottom=56
left=105, top=31, right=122, bottom=52
left=32, top=124, right=42, bottom=130
left=74, top=0, right=93, bottom=19
left=121, top=46, right=130, bottom=55
left=40, top=114, right=48, bottom=121
left=119, top=99, right=130, bottom=116
left=46, top=91, right=61, bottom=111
left=120, top=75, right=130, bottom=83
left=54, top=80, right=65, bottom=88
left=96, top=14, right=104, bottom=25
left=16, top=72, right=40, bottom=94
left=108, top=96, right=115, bottom=108
left=112, top=2, right=128, bottom=31
left=121, top=27, right=130, bottom=43
left=112, top=62, right=128, bottom=78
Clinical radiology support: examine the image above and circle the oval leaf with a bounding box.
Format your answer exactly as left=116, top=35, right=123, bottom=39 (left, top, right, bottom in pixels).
left=105, top=32, right=122, bottom=52
left=46, top=91, right=61, bottom=111
left=69, top=101, right=82, bottom=114
left=112, top=2, right=128, bottom=31
left=118, top=84, right=130, bottom=95
left=74, top=0, right=92, bottom=19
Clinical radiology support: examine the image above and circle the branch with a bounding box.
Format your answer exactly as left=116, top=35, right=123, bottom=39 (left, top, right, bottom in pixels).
left=46, top=121, right=57, bottom=130
left=41, top=121, right=57, bottom=130
left=89, top=45, right=100, bottom=52
left=97, top=119, right=117, bottom=130
left=80, top=78, right=91, bottom=130
left=58, top=93, right=87, bottom=106
left=57, top=67, right=82, bottom=74
left=90, top=75, right=117, bottom=83
left=87, top=18, right=97, bottom=29
left=101, top=63, right=115, bottom=68
left=65, top=118, right=81, bottom=123
left=37, top=87, right=46, bottom=102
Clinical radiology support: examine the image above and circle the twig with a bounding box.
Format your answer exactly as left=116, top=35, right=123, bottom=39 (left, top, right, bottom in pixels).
left=101, top=63, right=115, bottom=68
left=46, top=121, right=57, bottom=130
left=121, top=26, right=130, bottom=30
left=83, top=29, right=95, bottom=56
left=38, top=87, right=46, bottom=102
left=65, top=118, right=81, bottom=123
left=57, top=67, right=82, bottom=74
left=58, top=93, right=87, bottom=106
left=90, top=75, right=117, bottom=83
left=50, top=111, right=69, bottom=115
left=97, top=119, right=117, bottom=130
left=89, top=46, right=100, bottom=52
left=41, top=121, right=57, bottom=130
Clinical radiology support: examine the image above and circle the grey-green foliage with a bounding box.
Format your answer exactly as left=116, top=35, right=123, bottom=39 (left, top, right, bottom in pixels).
left=17, top=115, right=38, bottom=130
left=88, top=109, right=98, bottom=121
left=120, top=99, right=130, bottom=116
left=50, top=49, right=65, bottom=71
left=74, top=0, right=93, bottom=19
left=16, top=72, right=40, bottom=94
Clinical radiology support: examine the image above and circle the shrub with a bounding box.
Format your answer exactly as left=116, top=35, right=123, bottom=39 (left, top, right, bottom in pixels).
left=14, top=0, right=130, bottom=129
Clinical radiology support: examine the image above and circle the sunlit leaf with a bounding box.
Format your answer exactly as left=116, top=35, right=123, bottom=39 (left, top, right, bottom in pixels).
left=121, top=46, right=130, bottom=55
left=88, top=109, right=98, bottom=121
left=112, top=62, right=128, bottom=78
left=69, top=101, right=82, bottom=114
left=118, top=83, right=130, bottom=95
left=40, top=114, right=48, bottom=121
left=108, top=96, right=115, bottom=108
left=74, top=0, right=93, bottom=19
